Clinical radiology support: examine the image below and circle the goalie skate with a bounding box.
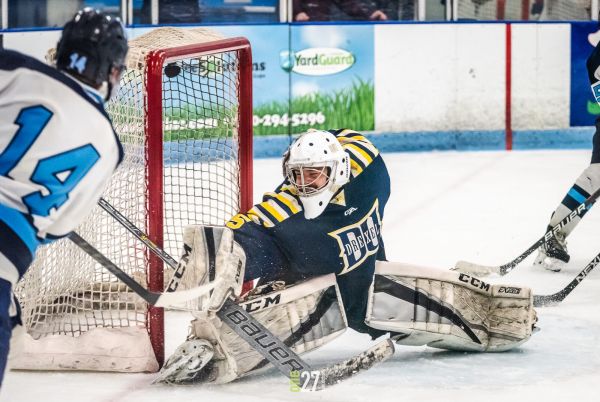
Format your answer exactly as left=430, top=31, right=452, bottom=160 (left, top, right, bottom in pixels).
left=154, top=339, right=215, bottom=384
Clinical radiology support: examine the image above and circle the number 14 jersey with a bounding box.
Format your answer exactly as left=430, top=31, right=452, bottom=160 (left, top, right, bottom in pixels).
left=0, top=49, right=123, bottom=281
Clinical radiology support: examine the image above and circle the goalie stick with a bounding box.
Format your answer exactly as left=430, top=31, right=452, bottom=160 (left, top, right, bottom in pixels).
left=68, top=232, right=216, bottom=308
left=98, top=197, right=394, bottom=389
left=454, top=187, right=600, bottom=277
left=533, top=250, right=600, bottom=307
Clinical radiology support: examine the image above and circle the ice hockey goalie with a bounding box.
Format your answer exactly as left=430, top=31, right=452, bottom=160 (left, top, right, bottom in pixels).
left=156, top=225, right=536, bottom=384
left=157, top=129, right=537, bottom=384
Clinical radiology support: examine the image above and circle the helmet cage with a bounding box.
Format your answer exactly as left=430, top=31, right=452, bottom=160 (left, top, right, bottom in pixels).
left=286, top=164, right=334, bottom=196
left=283, top=129, right=351, bottom=219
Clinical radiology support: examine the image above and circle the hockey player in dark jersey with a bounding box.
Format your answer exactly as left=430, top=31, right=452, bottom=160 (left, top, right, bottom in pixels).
left=227, top=128, right=390, bottom=334
left=534, top=35, right=600, bottom=272
left=158, top=129, right=538, bottom=385
left=0, top=9, right=127, bottom=385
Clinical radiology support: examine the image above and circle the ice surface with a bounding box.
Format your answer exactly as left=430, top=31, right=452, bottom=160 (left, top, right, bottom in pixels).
left=3, top=149, right=600, bottom=401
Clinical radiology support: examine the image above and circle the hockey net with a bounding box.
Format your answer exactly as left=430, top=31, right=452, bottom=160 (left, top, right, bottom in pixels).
left=10, top=27, right=253, bottom=372
left=456, top=0, right=592, bottom=20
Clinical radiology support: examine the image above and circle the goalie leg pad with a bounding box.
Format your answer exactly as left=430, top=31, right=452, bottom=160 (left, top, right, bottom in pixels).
left=366, top=261, right=537, bottom=352
left=158, top=274, right=347, bottom=384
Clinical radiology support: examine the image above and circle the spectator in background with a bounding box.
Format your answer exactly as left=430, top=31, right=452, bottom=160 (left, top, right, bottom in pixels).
left=293, top=0, right=388, bottom=21
left=397, top=0, right=416, bottom=20
left=141, top=0, right=201, bottom=24
left=530, top=0, right=591, bottom=20
left=373, top=0, right=418, bottom=21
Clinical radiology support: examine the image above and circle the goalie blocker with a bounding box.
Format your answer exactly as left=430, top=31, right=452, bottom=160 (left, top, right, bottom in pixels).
left=160, top=225, right=537, bottom=384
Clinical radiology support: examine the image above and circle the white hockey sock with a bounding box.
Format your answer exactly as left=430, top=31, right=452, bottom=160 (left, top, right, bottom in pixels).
left=547, top=163, right=600, bottom=237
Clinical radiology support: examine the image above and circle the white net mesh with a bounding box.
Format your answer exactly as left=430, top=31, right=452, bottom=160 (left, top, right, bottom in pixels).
left=13, top=27, right=248, bottom=372
left=456, top=0, right=592, bottom=20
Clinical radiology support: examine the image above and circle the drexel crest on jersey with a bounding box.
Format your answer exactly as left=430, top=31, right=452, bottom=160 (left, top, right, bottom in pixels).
left=328, top=199, right=382, bottom=275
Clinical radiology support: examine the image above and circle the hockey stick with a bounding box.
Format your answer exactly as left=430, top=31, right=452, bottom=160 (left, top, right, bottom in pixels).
left=533, top=251, right=600, bottom=307
left=454, top=187, right=600, bottom=277
left=98, top=197, right=393, bottom=389
left=68, top=232, right=216, bottom=309
left=97, top=197, right=183, bottom=292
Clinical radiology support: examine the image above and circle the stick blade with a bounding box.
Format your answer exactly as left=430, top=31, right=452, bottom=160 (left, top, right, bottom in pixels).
left=312, top=339, right=394, bottom=391
left=153, top=282, right=216, bottom=308
left=452, top=260, right=500, bottom=277
left=533, top=294, right=560, bottom=307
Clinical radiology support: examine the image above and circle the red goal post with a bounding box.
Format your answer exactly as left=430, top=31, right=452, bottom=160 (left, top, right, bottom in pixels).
left=13, top=28, right=253, bottom=371
left=145, top=36, right=254, bottom=366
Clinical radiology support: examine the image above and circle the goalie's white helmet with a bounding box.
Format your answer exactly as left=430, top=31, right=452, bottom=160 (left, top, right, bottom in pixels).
left=284, top=130, right=350, bottom=219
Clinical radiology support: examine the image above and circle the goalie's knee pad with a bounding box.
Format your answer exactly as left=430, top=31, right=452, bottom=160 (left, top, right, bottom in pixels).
left=159, top=274, right=348, bottom=384
left=172, top=225, right=246, bottom=312
left=366, top=262, right=537, bottom=352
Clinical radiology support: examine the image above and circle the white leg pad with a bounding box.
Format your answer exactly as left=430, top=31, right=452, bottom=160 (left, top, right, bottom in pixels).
left=162, top=274, right=347, bottom=384
left=366, top=261, right=537, bottom=352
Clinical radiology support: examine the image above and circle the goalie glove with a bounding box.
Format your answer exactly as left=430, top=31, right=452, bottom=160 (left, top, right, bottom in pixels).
left=175, top=225, right=246, bottom=312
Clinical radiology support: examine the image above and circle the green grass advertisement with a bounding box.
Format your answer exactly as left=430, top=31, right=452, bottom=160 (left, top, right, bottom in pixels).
left=220, top=24, right=375, bottom=136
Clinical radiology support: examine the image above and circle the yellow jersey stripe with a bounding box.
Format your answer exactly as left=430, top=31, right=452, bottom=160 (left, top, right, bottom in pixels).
left=350, top=158, right=363, bottom=175
left=338, top=129, right=361, bottom=137
left=352, top=139, right=379, bottom=159
left=259, top=200, right=285, bottom=222
left=248, top=207, right=274, bottom=227
left=344, top=144, right=371, bottom=167
left=274, top=192, right=301, bottom=214
left=346, top=143, right=373, bottom=164
left=337, top=134, right=368, bottom=143
left=264, top=192, right=298, bottom=216
left=258, top=201, right=285, bottom=222
left=336, top=130, right=379, bottom=157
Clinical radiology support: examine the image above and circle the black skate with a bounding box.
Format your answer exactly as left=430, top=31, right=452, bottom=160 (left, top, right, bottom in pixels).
left=534, top=231, right=570, bottom=272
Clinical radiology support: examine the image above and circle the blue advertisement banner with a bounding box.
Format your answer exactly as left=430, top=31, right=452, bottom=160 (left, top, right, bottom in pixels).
left=287, top=24, right=374, bottom=134
left=133, top=24, right=373, bottom=136
left=570, top=21, right=599, bottom=126
left=220, top=23, right=374, bottom=135
left=217, top=25, right=290, bottom=106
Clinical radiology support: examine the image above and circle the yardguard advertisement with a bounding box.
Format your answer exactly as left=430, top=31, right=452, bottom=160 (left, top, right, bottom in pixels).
left=220, top=24, right=375, bottom=135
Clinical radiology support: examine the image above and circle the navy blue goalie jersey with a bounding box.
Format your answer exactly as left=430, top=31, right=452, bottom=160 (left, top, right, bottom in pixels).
left=227, top=129, right=391, bottom=333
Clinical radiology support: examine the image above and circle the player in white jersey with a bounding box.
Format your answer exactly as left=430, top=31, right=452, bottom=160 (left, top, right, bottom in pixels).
left=0, top=8, right=128, bottom=385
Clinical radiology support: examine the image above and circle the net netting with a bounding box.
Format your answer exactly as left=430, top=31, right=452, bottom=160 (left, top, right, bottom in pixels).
left=12, top=27, right=247, bottom=372
left=457, top=0, right=592, bottom=20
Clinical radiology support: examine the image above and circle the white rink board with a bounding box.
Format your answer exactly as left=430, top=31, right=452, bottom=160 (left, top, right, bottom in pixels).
left=2, top=23, right=575, bottom=134
left=374, top=23, right=506, bottom=132
left=374, top=23, right=572, bottom=132
left=3, top=149, right=600, bottom=401
left=511, top=24, right=571, bottom=130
